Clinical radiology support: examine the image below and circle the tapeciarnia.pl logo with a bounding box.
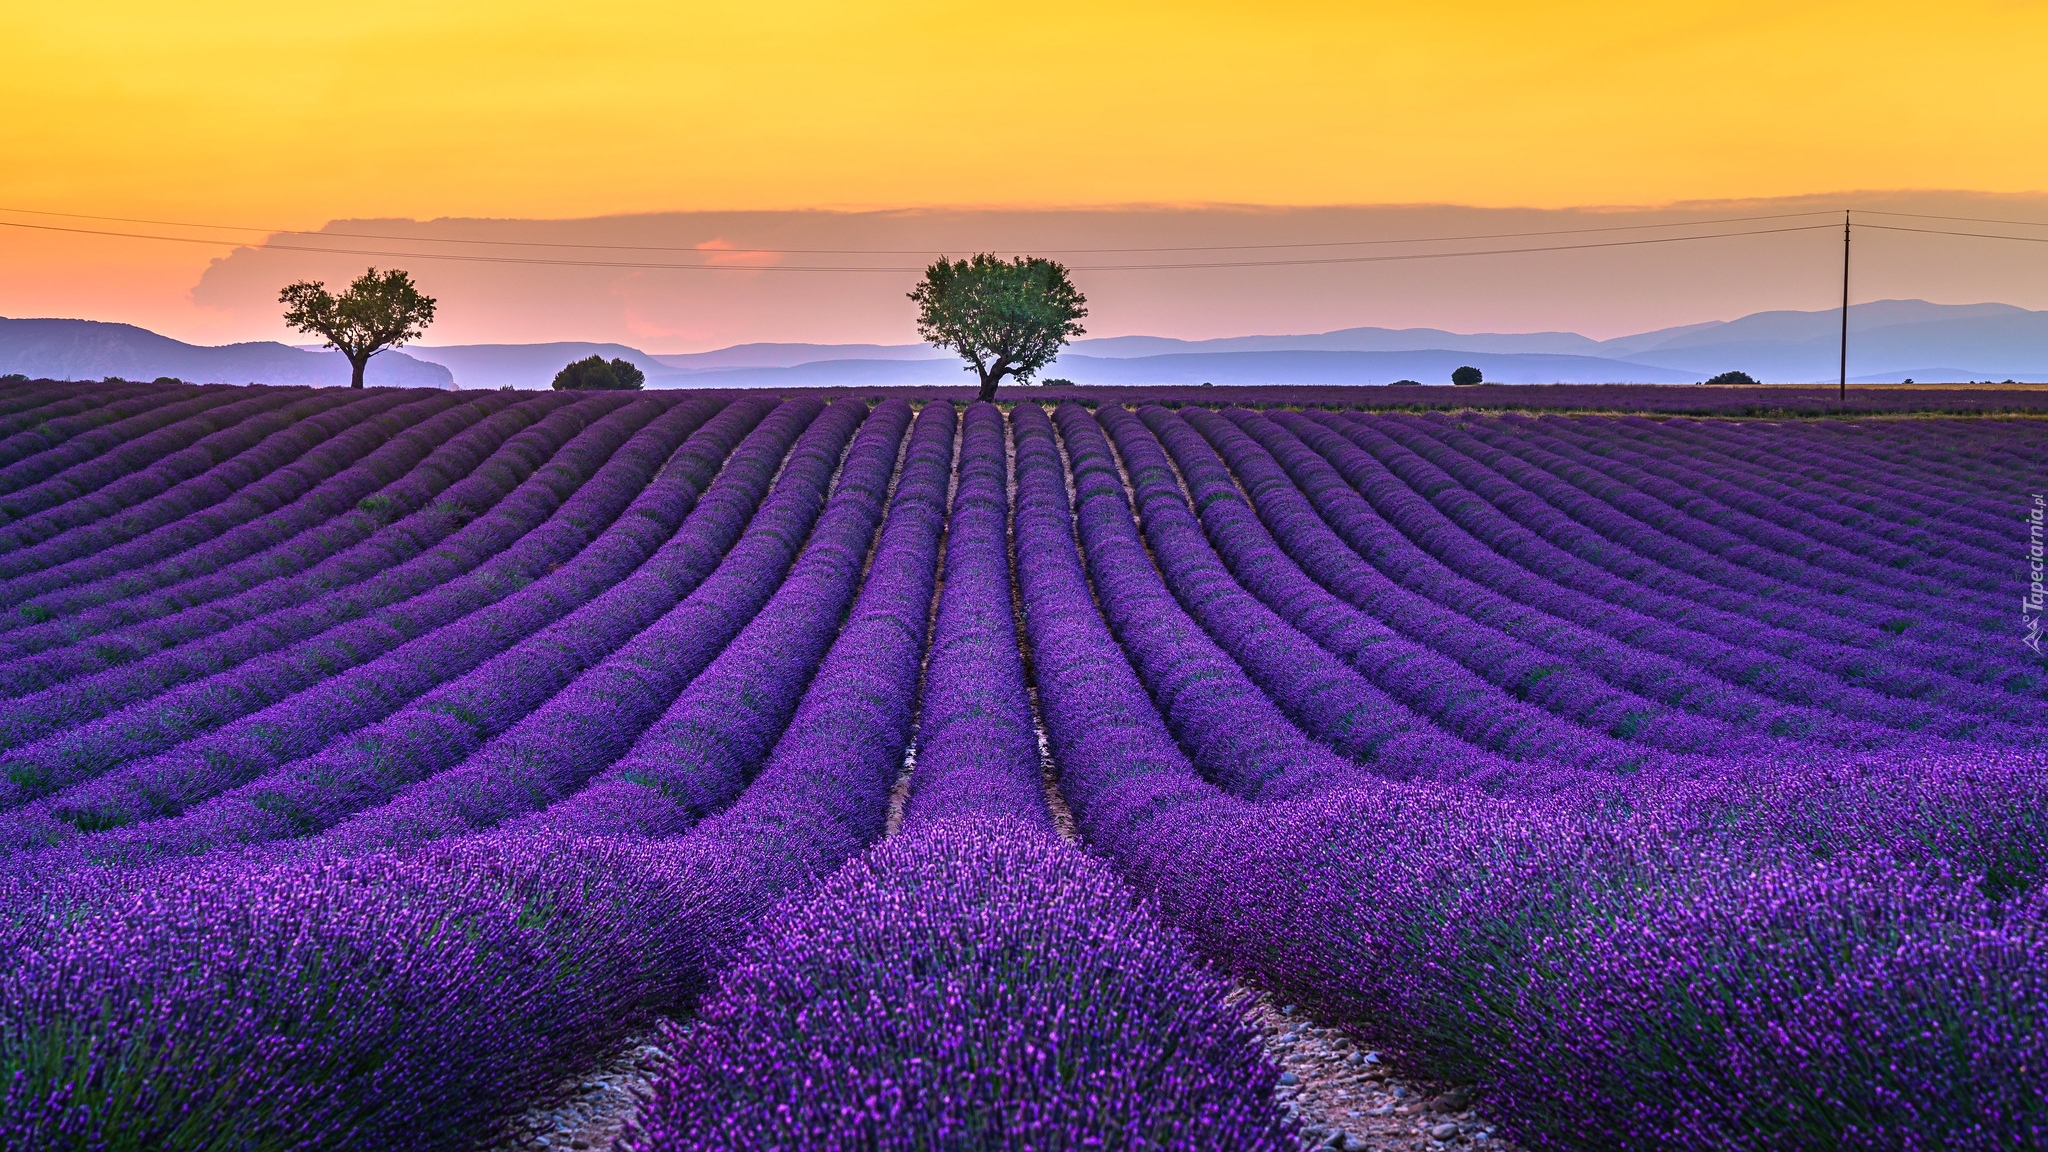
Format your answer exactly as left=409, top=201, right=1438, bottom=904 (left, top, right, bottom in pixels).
left=2027, top=493, right=2045, bottom=655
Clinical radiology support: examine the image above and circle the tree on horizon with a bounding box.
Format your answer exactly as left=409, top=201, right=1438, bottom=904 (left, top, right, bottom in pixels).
left=280, top=268, right=437, bottom=389
left=552, top=355, right=646, bottom=391
left=910, top=255, right=1087, bottom=403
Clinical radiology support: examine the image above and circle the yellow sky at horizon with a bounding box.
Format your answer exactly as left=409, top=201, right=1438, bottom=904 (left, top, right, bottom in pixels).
left=6, top=1, right=2047, bottom=227
left=6, top=2, right=2045, bottom=345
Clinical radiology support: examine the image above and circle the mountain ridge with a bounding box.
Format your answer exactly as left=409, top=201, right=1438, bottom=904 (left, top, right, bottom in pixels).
left=5, top=299, right=2042, bottom=388
left=0, top=317, right=453, bottom=388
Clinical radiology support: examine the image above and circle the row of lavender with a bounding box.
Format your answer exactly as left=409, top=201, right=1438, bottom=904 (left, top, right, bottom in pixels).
left=0, top=379, right=2039, bottom=1147
left=1017, top=401, right=2046, bottom=1149
left=0, top=391, right=1286, bottom=1149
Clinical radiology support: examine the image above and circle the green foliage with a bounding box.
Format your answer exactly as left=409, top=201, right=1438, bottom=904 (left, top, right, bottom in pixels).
left=909, top=254, right=1087, bottom=402
left=279, top=267, right=437, bottom=388
left=1705, top=370, right=1759, bottom=386
left=549, top=356, right=646, bottom=391
left=1, top=373, right=29, bottom=385
left=1391, top=379, right=1423, bottom=387
left=354, top=494, right=399, bottom=524
left=1451, top=365, right=1484, bottom=386
left=152, top=376, right=184, bottom=386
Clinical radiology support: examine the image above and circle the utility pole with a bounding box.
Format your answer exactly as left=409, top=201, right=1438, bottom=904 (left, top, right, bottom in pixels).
left=1839, top=210, right=1851, bottom=405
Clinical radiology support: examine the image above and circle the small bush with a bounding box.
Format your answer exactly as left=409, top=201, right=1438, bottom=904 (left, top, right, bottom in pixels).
left=1042, top=377, right=1077, bottom=388
left=152, top=376, right=185, bottom=386
left=1451, top=365, right=1484, bottom=386
left=1391, top=379, right=1423, bottom=387
left=551, top=355, right=646, bottom=391
left=1, top=373, right=29, bottom=386
left=1704, top=370, right=1759, bottom=386
left=355, top=494, right=399, bottom=523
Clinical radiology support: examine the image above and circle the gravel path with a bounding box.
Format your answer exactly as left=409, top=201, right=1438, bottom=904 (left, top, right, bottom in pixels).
left=492, top=406, right=1515, bottom=1151
left=491, top=990, right=1517, bottom=1152
left=1246, top=992, right=1515, bottom=1152
left=489, top=1029, right=673, bottom=1152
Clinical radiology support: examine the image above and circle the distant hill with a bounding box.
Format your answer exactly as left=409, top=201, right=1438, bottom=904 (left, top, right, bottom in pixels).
left=1069, top=327, right=1609, bottom=359
left=0, top=318, right=453, bottom=388
left=405, top=342, right=671, bottom=388
left=10, top=300, right=2044, bottom=388
left=397, top=341, right=949, bottom=390
left=1597, top=300, right=2048, bottom=379
left=1048, top=350, right=1698, bottom=386
left=649, top=343, right=947, bottom=371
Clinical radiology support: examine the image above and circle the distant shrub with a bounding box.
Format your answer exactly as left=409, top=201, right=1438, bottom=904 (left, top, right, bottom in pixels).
left=1390, top=379, right=1423, bottom=387
left=354, top=494, right=399, bottom=523
left=551, top=355, right=646, bottom=391
left=0, top=373, right=27, bottom=386
left=1200, top=381, right=1214, bottom=388
left=1451, top=365, right=1483, bottom=386
left=101, top=376, right=133, bottom=385
left=1042, top=377, right=1077, bottom=388
left=153, top=376, right=184, bottom=386
left=1704, top=370, right=1758, bottom=386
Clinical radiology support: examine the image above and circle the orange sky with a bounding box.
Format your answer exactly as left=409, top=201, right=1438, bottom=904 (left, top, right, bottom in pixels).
left=5, top=2, right=2046, bottom=342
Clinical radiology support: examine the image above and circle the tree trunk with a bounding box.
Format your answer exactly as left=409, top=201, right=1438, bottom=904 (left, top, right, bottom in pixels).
left=976, top=362, right=1007, bottom=404
left=348, top=353, right=369, bottom=389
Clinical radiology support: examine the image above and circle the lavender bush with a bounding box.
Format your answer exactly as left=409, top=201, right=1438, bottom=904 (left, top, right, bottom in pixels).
left=629, top=406, right=1287, bottom=1151
left=625, top=820, right=1291, bottom=1152
left=0, top=380, right=2041, bottom=1150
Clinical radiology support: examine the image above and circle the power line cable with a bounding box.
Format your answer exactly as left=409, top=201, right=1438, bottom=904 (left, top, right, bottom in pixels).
left=0, top=204, right=1840, bottom=256
left=1856, top=222, right=2048, bottom=245
left=1855, top=208, right=2048, bottom=231
left=0, top=217, right=1843, bottom=273
left=1074, top=224, right=1840, bottom=270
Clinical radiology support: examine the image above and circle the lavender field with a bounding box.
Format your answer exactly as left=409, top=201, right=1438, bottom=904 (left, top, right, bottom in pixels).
left=0, top=377, right=2042, bottom=1151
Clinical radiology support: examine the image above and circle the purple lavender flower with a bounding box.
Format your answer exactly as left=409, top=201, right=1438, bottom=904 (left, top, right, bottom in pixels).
left=624, top=818, right=1290, bottom=1152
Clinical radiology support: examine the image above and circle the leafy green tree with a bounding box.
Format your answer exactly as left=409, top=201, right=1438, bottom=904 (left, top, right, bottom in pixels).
left=1451, top=365, right=1484, bottom=386
left=1704, top=370, right=1758, bottom=386
left=279, top=268, right=437, bottom=389
left=551, top=355, right=647, bottom=391
left=909, top=255, right=1087, bottom=403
